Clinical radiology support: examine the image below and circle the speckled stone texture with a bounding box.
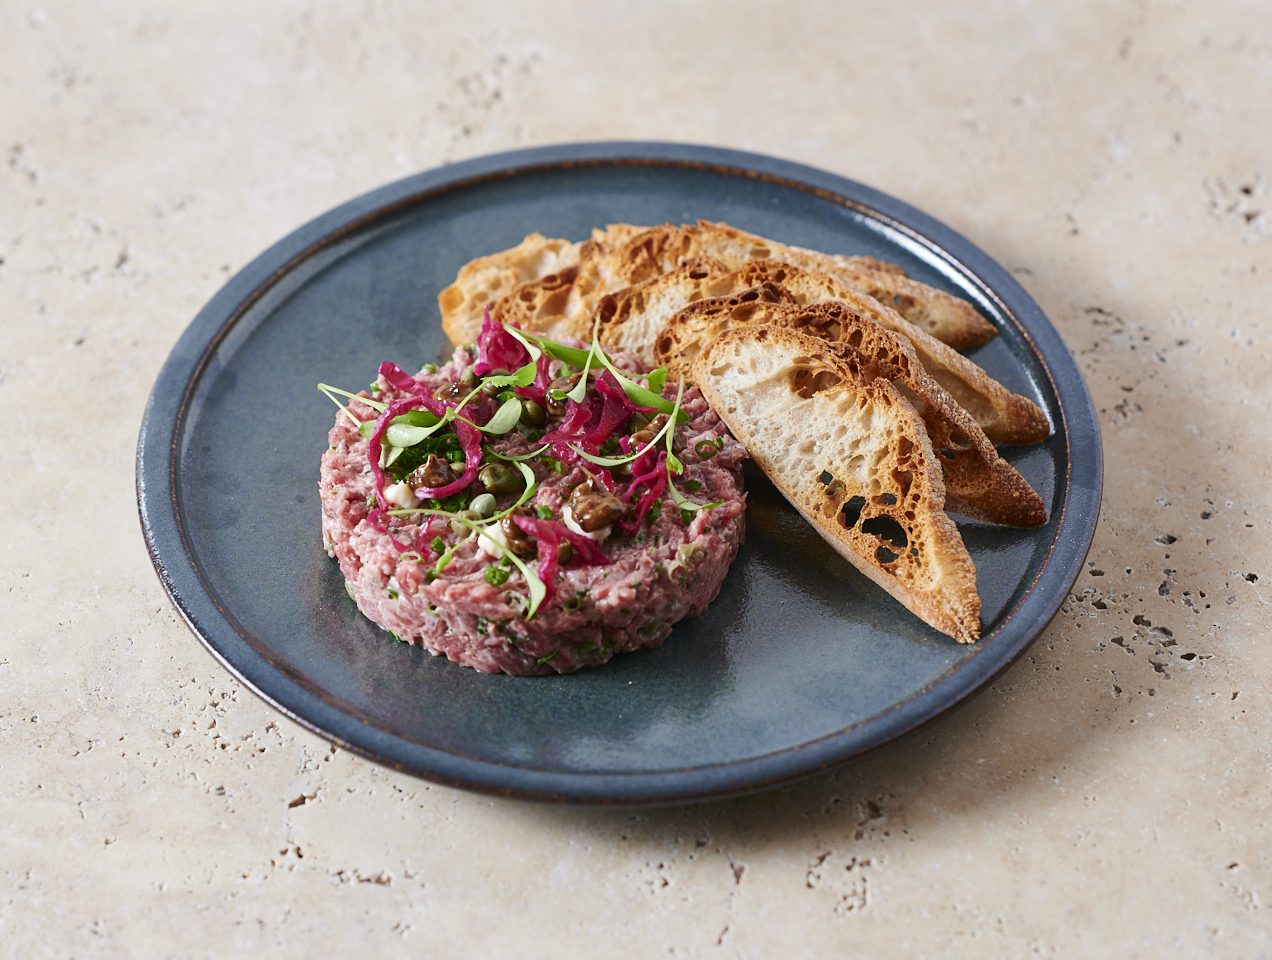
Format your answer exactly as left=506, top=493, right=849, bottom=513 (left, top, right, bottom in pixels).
left=3, top=1, right=1269, bottom=957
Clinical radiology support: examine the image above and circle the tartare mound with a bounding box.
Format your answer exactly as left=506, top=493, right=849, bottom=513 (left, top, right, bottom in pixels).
left=319, top=327, right=746, bottom=676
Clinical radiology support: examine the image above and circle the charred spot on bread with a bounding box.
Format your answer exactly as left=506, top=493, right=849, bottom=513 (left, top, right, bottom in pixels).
left=840, top=495, right=867, bottom=529
left=861, top=514, right=908, bottom=548
left=875, top=545, right=901, bottom=566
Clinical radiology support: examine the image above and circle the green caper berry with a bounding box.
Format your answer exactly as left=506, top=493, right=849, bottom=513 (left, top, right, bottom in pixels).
left=478, top=462, right=522, bottom=494
left=469, top=493, right=497, bottom=518
left=519, top=399, right=547, bottom=427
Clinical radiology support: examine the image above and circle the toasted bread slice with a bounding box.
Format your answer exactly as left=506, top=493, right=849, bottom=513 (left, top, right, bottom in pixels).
left=694, top=326, right=980, bottom=642
left=658, top=295, right=1045, bottom=527
left=604, top=222, right=998, bottom=350
left=597, top=259, right=1048, bottom=446
left=453, top=221, right=997, bottom=350
left=722, top=261, right=1049, bottom=445
left=595, top=258, right=781, bottom=359
left=438, top=233, right=583, bottom=346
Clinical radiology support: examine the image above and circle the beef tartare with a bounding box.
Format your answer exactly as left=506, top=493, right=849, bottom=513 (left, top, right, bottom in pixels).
left=318, top=311, right=747, bottom=675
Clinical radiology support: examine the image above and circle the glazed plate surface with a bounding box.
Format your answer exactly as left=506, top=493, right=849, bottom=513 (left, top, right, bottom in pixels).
left=137, top=142, right=1102, bottom=804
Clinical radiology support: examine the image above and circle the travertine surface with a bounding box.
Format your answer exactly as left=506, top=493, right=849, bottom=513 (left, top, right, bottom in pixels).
left=3, top=2, right=1269, bottom=956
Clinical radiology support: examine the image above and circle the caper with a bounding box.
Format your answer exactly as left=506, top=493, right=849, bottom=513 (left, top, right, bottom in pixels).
left=460, top=368, right=477, bottom=386
left=481, top=379, right=504, bottom=397
left=520, top=399, right=547, bottom=427
left=478, top=462, right=522, bottom=494
left=557, top=539, right=573, bottom=564
left=407, top=453, right=454, bottom=489
left=544, top=376, right=577, bottom=416
left=629, top=412, right=651, bottom=435
left=568, top=477, right=627, bottom=531
left=500, top=513, right=536, bottom=556
left=469, top=493, right=497, bottom=518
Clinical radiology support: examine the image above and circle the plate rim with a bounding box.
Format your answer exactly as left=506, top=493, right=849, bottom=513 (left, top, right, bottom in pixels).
left=136, top=141, right=1103, bottom=805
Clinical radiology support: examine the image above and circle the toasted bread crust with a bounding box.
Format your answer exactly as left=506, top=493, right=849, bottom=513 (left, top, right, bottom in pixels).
left=682, top=221, right=998, bottom=350
left=693, top=326, right=981, bottom=642
left=659, top=295, right=1045, bottom=527
left=445, top=221, right=998, bottom=352
left=595, top=258, right=1048, bottom=445
left=438, top=233, right=582, bottom=346
left=726, top=261, right=1050, bottom=445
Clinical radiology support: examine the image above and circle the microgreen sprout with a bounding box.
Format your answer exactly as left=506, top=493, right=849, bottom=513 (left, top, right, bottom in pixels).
left=457, top=395, right=522, bottom=435
left=567, top=378, right=685, bottom=468
left=663, top=405, right=723, bottom=515
left=588, top=329, right=686, bottom=422
left=486, top=443, right=551, bottom=463
left=318, top=383, right=381, bottom=426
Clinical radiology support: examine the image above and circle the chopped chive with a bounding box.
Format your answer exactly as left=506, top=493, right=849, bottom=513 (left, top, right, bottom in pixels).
left=685, top=480, right=702, bottom=492
left=485, top=566, right=511, bottom=586
left=646, top=499, right=662, bottom=524
left=536, top=505, right=553, bottom=520
left=680, top=507, right=694, bottom=525
left=695, top=438, right=719, bottom=459
left=430, top=536, right=445, bottom=554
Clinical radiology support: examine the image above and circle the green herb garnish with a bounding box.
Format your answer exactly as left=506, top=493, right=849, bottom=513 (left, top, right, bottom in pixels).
left=485, top=566, right=511, bottom=586
left=566, top=379, right=685, bottom=468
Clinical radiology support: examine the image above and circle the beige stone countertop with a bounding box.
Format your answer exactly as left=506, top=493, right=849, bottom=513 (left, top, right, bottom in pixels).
left=4, top=2, right=1269, bottom=956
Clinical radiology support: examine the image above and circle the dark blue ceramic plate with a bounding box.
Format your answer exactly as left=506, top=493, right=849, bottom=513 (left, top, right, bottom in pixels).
left=137, top=143, right=1101, bottom=805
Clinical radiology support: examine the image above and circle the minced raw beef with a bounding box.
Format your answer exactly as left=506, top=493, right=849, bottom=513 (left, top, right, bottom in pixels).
left=319, top=323, right=746, bottom=676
